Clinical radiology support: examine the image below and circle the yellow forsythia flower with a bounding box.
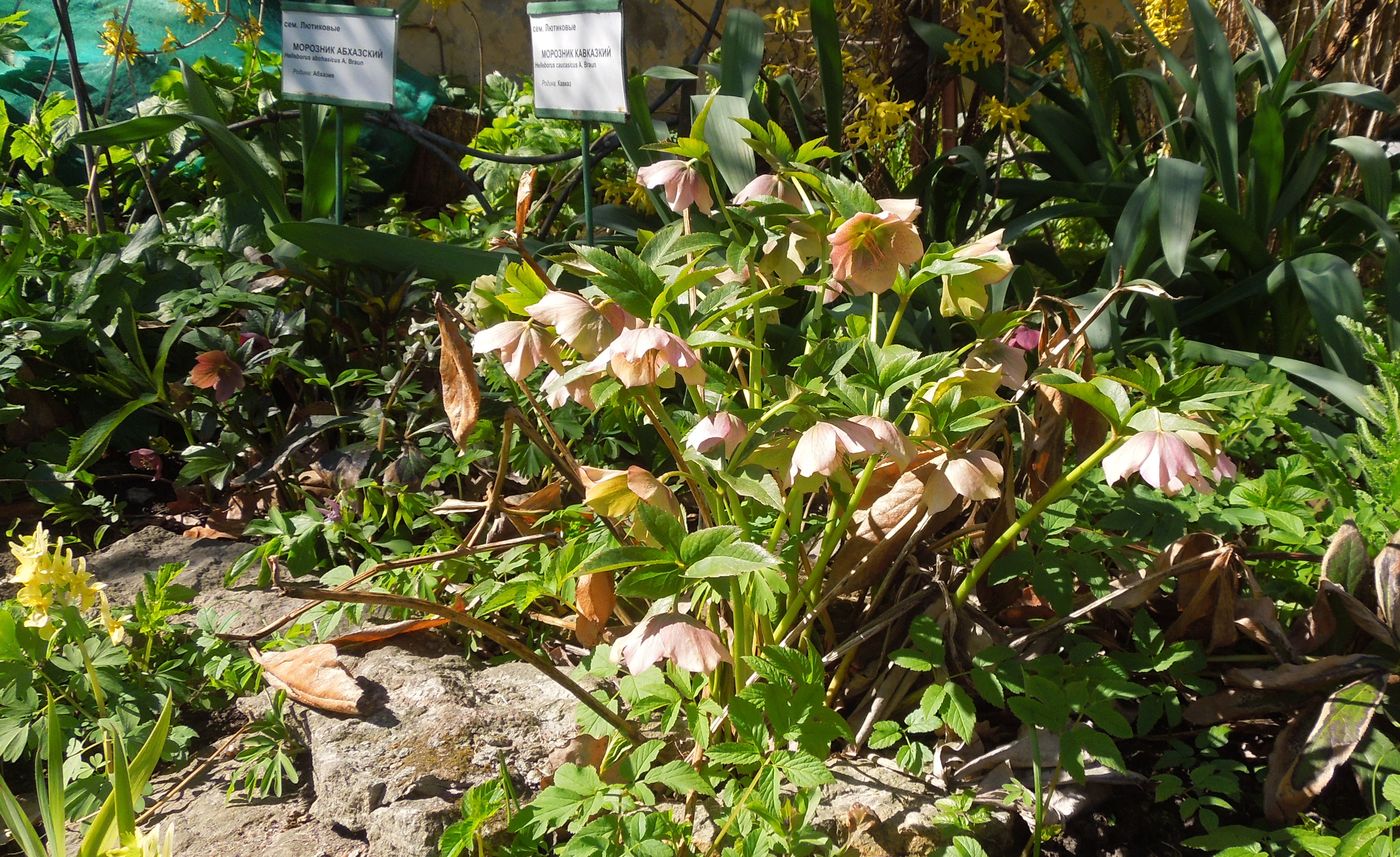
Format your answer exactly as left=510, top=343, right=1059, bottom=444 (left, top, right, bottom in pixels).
left=946, top=3, right=1003, bottom=71
left=161, top=28, right=180, bottom=52
left=100, top=19, right=140, bottom=65
left=1142, top=0, right=1188, bottom=43
left=173, top=0, right=210, bottom=26
left=235, top=15, right=263, bottom=45
left=765, top=6, right=804, bottom=34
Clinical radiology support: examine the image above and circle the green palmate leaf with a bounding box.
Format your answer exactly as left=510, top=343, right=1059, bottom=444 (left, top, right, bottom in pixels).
left=635, top=502, right=686, bottom=557
left=1156, top=158, right=1205, bottom=278
left=772, top=750, right=833, bottom=788
left=271, top=222, right=504, bottom=283
left=706, top=742, right=762, bottom=766
left=582, top=546, right=674, bottom=576
left=809, top=0, right=844, bottom=146
left=1289, top=253, right=1367, bottom=380
left=684, top=541, right=779, bottom=579
left=868, top=721, right=903, bottom=750
left=66, top=393, right=157, bottom=473
left=1036, top=369, right=1130, bottom=426
left=1179, top=341, right=1374, bottom=421
left=1187, top=0, right=1240, bottom=208
left=643, top=760, right=713, bottom=795
left=1321, top=520, right=1369, bottom=593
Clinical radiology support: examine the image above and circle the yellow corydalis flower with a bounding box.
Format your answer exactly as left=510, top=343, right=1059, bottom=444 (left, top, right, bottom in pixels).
left=9, top=524, right=105, bottom=639
left=100, top=19, right=140, bottom=65
left=982, top=96, right=1029, bottom=133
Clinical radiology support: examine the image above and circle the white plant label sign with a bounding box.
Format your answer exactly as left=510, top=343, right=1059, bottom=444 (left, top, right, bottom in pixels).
left=527, top=1, right=628, bottom=122
left=281, top=2, right=397, bottom=110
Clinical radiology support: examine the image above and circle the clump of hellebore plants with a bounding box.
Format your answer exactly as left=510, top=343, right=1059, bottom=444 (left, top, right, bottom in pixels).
left=459, top=117, right=1240, bottom=791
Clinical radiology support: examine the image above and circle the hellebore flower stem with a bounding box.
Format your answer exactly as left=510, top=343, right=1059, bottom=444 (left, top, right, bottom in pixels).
left=775, top=456, right=882, bottom=641
left=952, top=432, right=1123, bottom=608
left=641, top=389, right=716, bottom=527
left=882, top=290, right=913, bottom=349
left=869, top=293, right=880, bottom=344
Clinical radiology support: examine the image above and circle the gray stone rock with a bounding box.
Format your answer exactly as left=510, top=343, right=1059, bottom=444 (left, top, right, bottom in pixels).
left=365, top=797, right=460, bottom=857
left=84, top=525, right=292, bottom=636
left=141, top=760, right=366, bottom=857
left=299, top=636, right=584, bottom=845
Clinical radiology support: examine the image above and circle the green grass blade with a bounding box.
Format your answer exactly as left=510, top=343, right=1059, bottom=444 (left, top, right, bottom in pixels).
left=78, top=696, right=173, bottom=857
left=1188, top=0, right=1240, bottom=209
left=809, top=0, right=844, bottom=146
left=0, top=771, right=44, bottom=857
left=717, top=9, right=764, bottom=98
left=1156, top=157, right=1205, bottom=278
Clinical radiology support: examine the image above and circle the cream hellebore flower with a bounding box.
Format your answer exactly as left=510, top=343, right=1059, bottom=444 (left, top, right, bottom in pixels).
left=472, top=321, right=560, bottom=382
left=590, top=325, right=705, bottom=388
left=940, top=230, right=1014, bottom=319
left=733, top=173, right=802, bottom=207
left=964, top=340, right=1029, bottom=391
left=923, top=450, right=1005, bottom=513
left=525, top=291, right=640, bottom=357
left=1103, top=429, right=1213, bottom=496
left=637, top=159, right=714, bottom=214
left=609, top=613, right=731, bottom=675
left=686, top=413, right=748, bottom=458
left=790, top=417, right=912, bottom=480
left=579, top=465, right=684, bottom=520
left=543, top=367, right=601, bottom=410
left=828, top=199, right=924, bottom=297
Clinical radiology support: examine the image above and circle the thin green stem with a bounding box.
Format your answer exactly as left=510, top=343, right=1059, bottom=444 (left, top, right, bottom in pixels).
left=952, top=432, right=1121, bottom=607
left=774, top=457, right=881, bottom=640
left=882, top=291, right=913, bottom=349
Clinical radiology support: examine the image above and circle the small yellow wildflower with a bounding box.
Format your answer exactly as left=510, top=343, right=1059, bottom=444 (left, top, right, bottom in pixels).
left=173, top=0, right=210, bottom=26
left=234, top=15, right=263, bottom=46
left=946, top=3, right=1003, bottom=71
left=765, top=6, right=804, bottom=35
left=100, top=823, right=174, bottom=857
left=9, top=524, right=104, bottom=639
left=98, top=593, right=129, bottom=646
left=1142, top=0, right=1187, bottom=44
left=982, top=96, right=1030, bottom=134
left=100, top=19, right=140, bottom=65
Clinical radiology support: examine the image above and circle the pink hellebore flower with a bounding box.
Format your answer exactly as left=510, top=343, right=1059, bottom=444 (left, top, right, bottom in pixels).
left=923, top=450, right=1004, bottom=513
left=609, top=613, right=731, bottom=675
left=543, top=368, right=599, bottom=410
left=733, top=173, right=801, bottom=207
left=790, top=417, right=911, bottom=480
left=189, top=350, right=245, bottom=402
left=1103, top=430, right=1213, bottom=496
left=1180, top=430, right=1238, bottom=482
left=472, top=321, right=560, bottom=382
left=1005, top=324, right=1041, bottom=352
left=637, top=159, right=714, bottom=215
left=686, top=413, right=748, bottom=458
left=828, top=199, right=924, bottom=297
left=526, top=291, right=640, bottom=357
left=595, top=325, right=706, bottom=388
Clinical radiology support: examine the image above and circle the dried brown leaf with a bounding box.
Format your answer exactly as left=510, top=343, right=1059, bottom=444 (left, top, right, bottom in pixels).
left=435, top=294, right=481, bottom=448
left=1233, top=597, right=1297, bottom=663
left=1225, top=654, right=1389, bottom=693
left=1374, top=527, right=1400, bottom=636
left=515, top=168, right=536, bottom=241
left=252, top=643, right=364, bottom=716
left=576, top=572, right=615, bottom=623
left=1183, top=687, right=1313, bottom=726
left=325, top=617, right=451, bottom=647
left=1265, top=673, right=1387, bottom=823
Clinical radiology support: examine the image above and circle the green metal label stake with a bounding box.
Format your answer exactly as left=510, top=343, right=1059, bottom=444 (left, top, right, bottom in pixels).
left=526, top=0, right=628, bottom=245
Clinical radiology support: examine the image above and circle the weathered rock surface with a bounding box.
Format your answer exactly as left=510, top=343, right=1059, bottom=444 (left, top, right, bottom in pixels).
left=295, top=636, right=585, bottom=855
left=142, top=760, right=365, bottom=857
left=85, top=525, right=292, bottom=635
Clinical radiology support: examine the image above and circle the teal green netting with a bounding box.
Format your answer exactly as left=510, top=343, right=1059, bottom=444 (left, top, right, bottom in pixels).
left=1, top=1, right=437, bottom=163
